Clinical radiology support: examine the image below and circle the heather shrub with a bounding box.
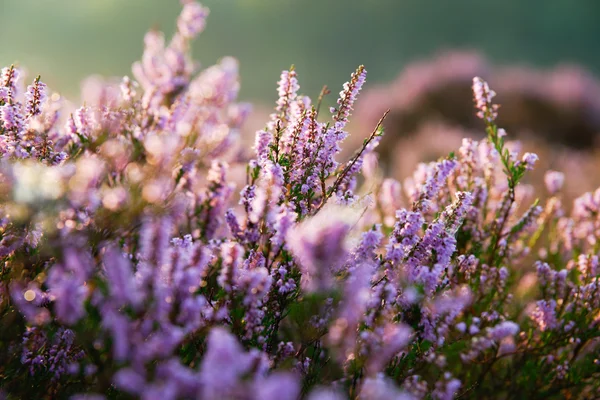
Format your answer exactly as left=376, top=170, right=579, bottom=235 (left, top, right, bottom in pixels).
left=355, top=51, right=600, bottom=167
left=0, top=2, right=599, bottom=399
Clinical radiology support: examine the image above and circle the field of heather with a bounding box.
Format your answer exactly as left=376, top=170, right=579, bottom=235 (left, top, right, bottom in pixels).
left=0, top=2, right=599, bottom=399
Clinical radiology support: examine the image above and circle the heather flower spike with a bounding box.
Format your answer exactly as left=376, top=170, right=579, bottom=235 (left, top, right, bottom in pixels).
left=0, top=2, right=599, bottom=399
left=472, top=76, right=498, bottom=122
left=332, top=65, right=367, bottom=129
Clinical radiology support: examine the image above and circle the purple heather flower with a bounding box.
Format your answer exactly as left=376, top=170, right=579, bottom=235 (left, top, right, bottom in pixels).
left=201, top=161, right=234, bottom=238
left=385, top=209, right=423, bottom=265
left=530, top=299, right=559, bottom=332
left=274, top=69, right=299, bottom=122
left=218, top=242, right=243, bottom=292
left=177, top=294, right=209, bottom=331
left=73, top=106, right=96, bottom=138
left=270, top=204, right=297, bottom=249
left=177, top=1, right=209, bottom=38
left=442, top=191, right=474, bottom=233
left=46, top=267, right=88, bottom=325
left=1, top=65, right=20, bottom=100
left=3, top=3, right=600, bottom=398
left=401, top=376, right=428, bottom=399
left=431, top=286, right=473, bottom=316
left=403, top=193, right=472, bottom=294
left=225, top=208, right=243, bottom=239
left=544, top=170, right=565, bottom=194
left=412, top=158, right=458, bottom=213
left=153, top=358, right=201, bottom=398
left=286, top=207, right=353, bottom=292
left=240, top=184, right=261, bottom=226
left=254, top=130, right=272, bottom=163
left=0, top=87, right=8, bottom=103
left=120, top=76, right=137, bottom=102
left=189, top=57, right=240, bottom=107
left=577, top=254, right=599, bottom=279
left=237, top=254, right=271, bottom=308
left=366, top=323, right=413, bottom=375
left=332, top=65, right=367, bottom=130
left=101, top=306, right=131, bottom=362
left=24, top=77, right=47, bottom=117
left=433, top=376, right=462, bottom=400
left=329, top=261, right=374, bottom=355
left=508, top=202, right=542, bottom=242
left=488, top=321, right=520, bottom=341
left=139, top=216, right=172, bottom=273
left=64, top=114, right=78, bottom=140
left=0, top=103, right=22, bottom=131
left=353, top=224, right=384, bottom=261
left=199, top=327, right=264, bottom=399
left=21, top=327, right=83, bottom=380
left=260, top=160, right=285, bottom=204
left=521, top=152, right=539, bottom=171
left=472, top=76, right=498, bottom=121
left=102, top=245, right=142, bottom=308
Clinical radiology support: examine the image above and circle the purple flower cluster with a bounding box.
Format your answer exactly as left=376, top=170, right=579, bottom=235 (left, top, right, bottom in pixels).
left=0, top=2, right=599, bottom=400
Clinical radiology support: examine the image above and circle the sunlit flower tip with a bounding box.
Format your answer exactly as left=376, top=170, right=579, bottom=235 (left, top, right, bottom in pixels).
left=25, top=77, right=48, bottom=117
left=120, top=76, right=137, bottom=102
left=1, top=65, right=21, bottom=95
left=521, top=152, right=538, bottom=170
left=472, top=76, right=497, bottom=121
left=332, top=65, right=367, bottom=127
left=275, top=70, right=299, bottom=115
left=177, top=2, right=210, bottom=38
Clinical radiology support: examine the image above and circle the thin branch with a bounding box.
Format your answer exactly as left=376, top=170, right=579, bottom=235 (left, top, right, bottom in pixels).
left=314, top=109, right=389, bottom=214
left=315, top=85, right=330, bottom=118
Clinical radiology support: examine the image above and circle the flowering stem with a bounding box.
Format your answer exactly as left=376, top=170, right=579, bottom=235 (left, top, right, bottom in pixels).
left=315, top=109, right=389, bottom=214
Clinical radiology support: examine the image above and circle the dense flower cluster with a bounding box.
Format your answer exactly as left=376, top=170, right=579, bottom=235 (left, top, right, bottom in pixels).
left=0, top=3, right=599, bottom=399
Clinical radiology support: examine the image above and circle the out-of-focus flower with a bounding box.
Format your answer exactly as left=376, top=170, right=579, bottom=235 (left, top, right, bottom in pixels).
left=544, top=170, right=565, bottom=194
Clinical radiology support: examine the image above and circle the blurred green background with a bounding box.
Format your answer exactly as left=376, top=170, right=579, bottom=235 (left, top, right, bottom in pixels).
left=1, top=0, right=599, bottom=104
